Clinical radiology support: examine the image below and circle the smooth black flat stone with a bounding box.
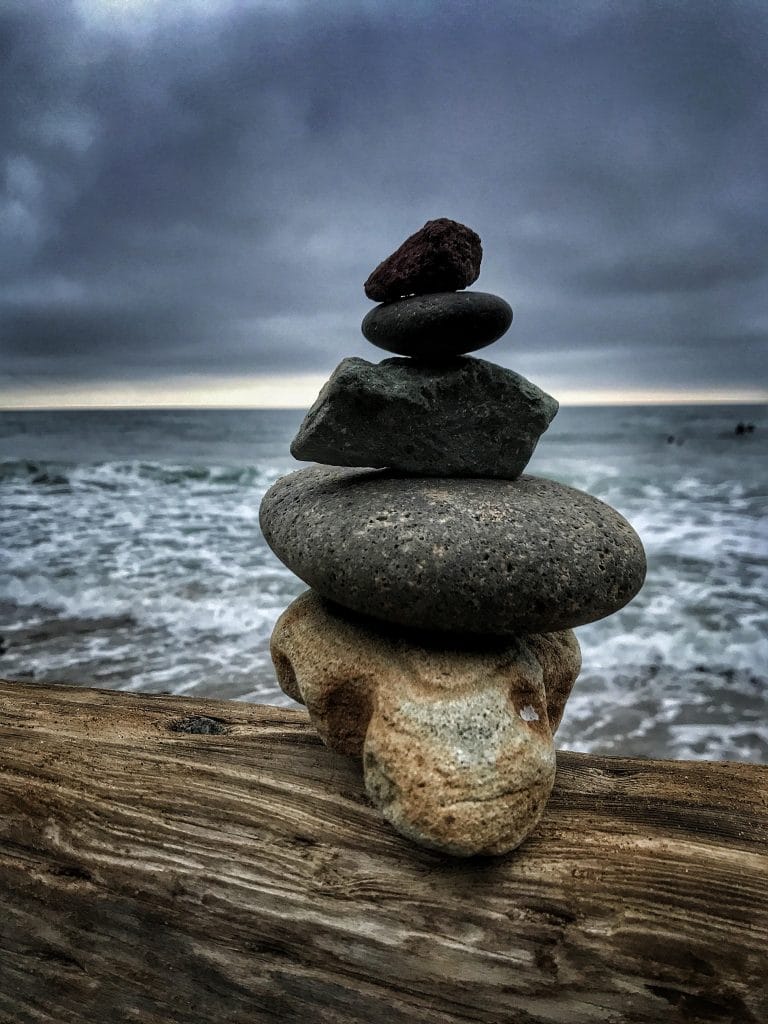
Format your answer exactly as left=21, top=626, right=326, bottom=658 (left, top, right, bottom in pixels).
left=290, top=356, right=557, bottom=478
left=361, top=291, right=512, bottom=359
left=259, top=467, right=647, bottom=635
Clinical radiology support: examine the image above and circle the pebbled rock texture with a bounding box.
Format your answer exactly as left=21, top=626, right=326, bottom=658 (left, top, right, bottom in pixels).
left=364, top=219, right=482, bottom=302
left=361, top=291, right=512, bottom=359
left=271, top=590, right=581, bottom=856
left=290, top=356, right=558, bottom=478
left=259, top=467, right=647, bottom=635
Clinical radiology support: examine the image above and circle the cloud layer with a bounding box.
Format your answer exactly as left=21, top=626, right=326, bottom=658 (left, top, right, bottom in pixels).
left=2, top=0, right=767, bottom=396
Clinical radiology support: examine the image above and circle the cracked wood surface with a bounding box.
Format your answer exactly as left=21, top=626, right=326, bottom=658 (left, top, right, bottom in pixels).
left=0, top=678, right=766, bottom=1024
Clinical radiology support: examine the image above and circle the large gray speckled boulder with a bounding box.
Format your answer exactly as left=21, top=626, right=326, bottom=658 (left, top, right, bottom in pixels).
left=290, top=356, right=557, bottom=478
left=271, top=590, right=582, bottom=856
left=361, top=291, right=512, bottom=359
left=259, top=467, right=647, bottom=635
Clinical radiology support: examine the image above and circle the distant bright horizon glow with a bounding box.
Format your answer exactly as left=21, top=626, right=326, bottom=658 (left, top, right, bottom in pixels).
left=1, top=377, right=765, bottom=411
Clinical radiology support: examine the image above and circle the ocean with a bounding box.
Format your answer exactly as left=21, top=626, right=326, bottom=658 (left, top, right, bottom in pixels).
left=0, top=404, right=765, bottom=763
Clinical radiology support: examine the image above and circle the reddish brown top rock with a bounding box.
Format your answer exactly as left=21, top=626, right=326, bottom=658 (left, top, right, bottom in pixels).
left=364, top=218, right=482, bottom=302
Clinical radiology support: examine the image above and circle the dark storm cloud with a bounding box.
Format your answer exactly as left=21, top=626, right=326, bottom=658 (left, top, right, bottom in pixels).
left=1, top=0, right=767, bottom=393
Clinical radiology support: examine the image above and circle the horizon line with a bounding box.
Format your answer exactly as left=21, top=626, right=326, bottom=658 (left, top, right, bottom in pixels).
left=0, top=376, right=766, bottom=411
left=2, top=397, right=766, bottom=412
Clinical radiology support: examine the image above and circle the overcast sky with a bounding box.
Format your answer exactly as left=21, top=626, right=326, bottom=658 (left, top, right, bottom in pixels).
left=1, top=0, right=767, bottom=406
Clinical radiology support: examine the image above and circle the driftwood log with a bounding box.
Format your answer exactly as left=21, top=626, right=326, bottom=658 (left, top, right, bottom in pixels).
left=0, top=679, right=766, bottom=1024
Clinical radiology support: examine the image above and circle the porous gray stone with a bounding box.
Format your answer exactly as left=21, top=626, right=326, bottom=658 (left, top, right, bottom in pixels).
left=364, top=218, right=482, bottom=302
left=259, top=467, right=647, bottom=635
left=290, top=356, right=558, bottom=479
left=271, top=590, right=581, bottom=856
left=361, top=291, right=512, bottom=359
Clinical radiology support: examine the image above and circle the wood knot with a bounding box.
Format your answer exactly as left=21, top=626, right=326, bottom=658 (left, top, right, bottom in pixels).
left=168, top=715, right=228, bottom=735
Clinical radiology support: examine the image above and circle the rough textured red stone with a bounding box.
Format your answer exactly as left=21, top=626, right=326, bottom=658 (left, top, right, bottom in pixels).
left=364, top=218, right=482, bottom=302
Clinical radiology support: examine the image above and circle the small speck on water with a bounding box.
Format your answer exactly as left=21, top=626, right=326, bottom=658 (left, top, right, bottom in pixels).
left=520, top=705, right=539, bottom=722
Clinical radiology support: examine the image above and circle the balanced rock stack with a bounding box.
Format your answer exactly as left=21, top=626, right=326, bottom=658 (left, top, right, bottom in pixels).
left=260, top=219, right=646, bottom=857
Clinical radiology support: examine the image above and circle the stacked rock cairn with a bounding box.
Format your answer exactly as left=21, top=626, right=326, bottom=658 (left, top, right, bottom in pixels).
left=260, top=219, right=646, bottom=857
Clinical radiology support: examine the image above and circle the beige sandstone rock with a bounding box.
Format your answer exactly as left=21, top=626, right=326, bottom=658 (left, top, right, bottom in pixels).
left=271, top=590, right=581, bottom=856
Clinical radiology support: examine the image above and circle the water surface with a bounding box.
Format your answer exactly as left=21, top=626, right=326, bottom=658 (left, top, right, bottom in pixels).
left=1, top=404, right=765, bottom=762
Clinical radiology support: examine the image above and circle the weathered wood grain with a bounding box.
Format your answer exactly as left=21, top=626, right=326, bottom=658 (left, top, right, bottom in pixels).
left=0, top=678, right=766, bottom=1024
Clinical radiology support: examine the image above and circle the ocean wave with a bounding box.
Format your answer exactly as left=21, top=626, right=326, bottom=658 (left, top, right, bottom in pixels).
left=557, top=662, right=768, bottom=763
left=0, top=459, right=71, bottom=486
left=0, top=458, right=276, bottom=491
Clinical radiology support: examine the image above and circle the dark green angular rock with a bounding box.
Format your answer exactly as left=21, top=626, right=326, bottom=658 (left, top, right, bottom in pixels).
left=290, top=355, right=558, bottom=479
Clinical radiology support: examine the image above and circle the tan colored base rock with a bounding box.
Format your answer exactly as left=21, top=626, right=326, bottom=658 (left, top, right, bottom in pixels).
left=271, top=591, right=581, bottom=856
